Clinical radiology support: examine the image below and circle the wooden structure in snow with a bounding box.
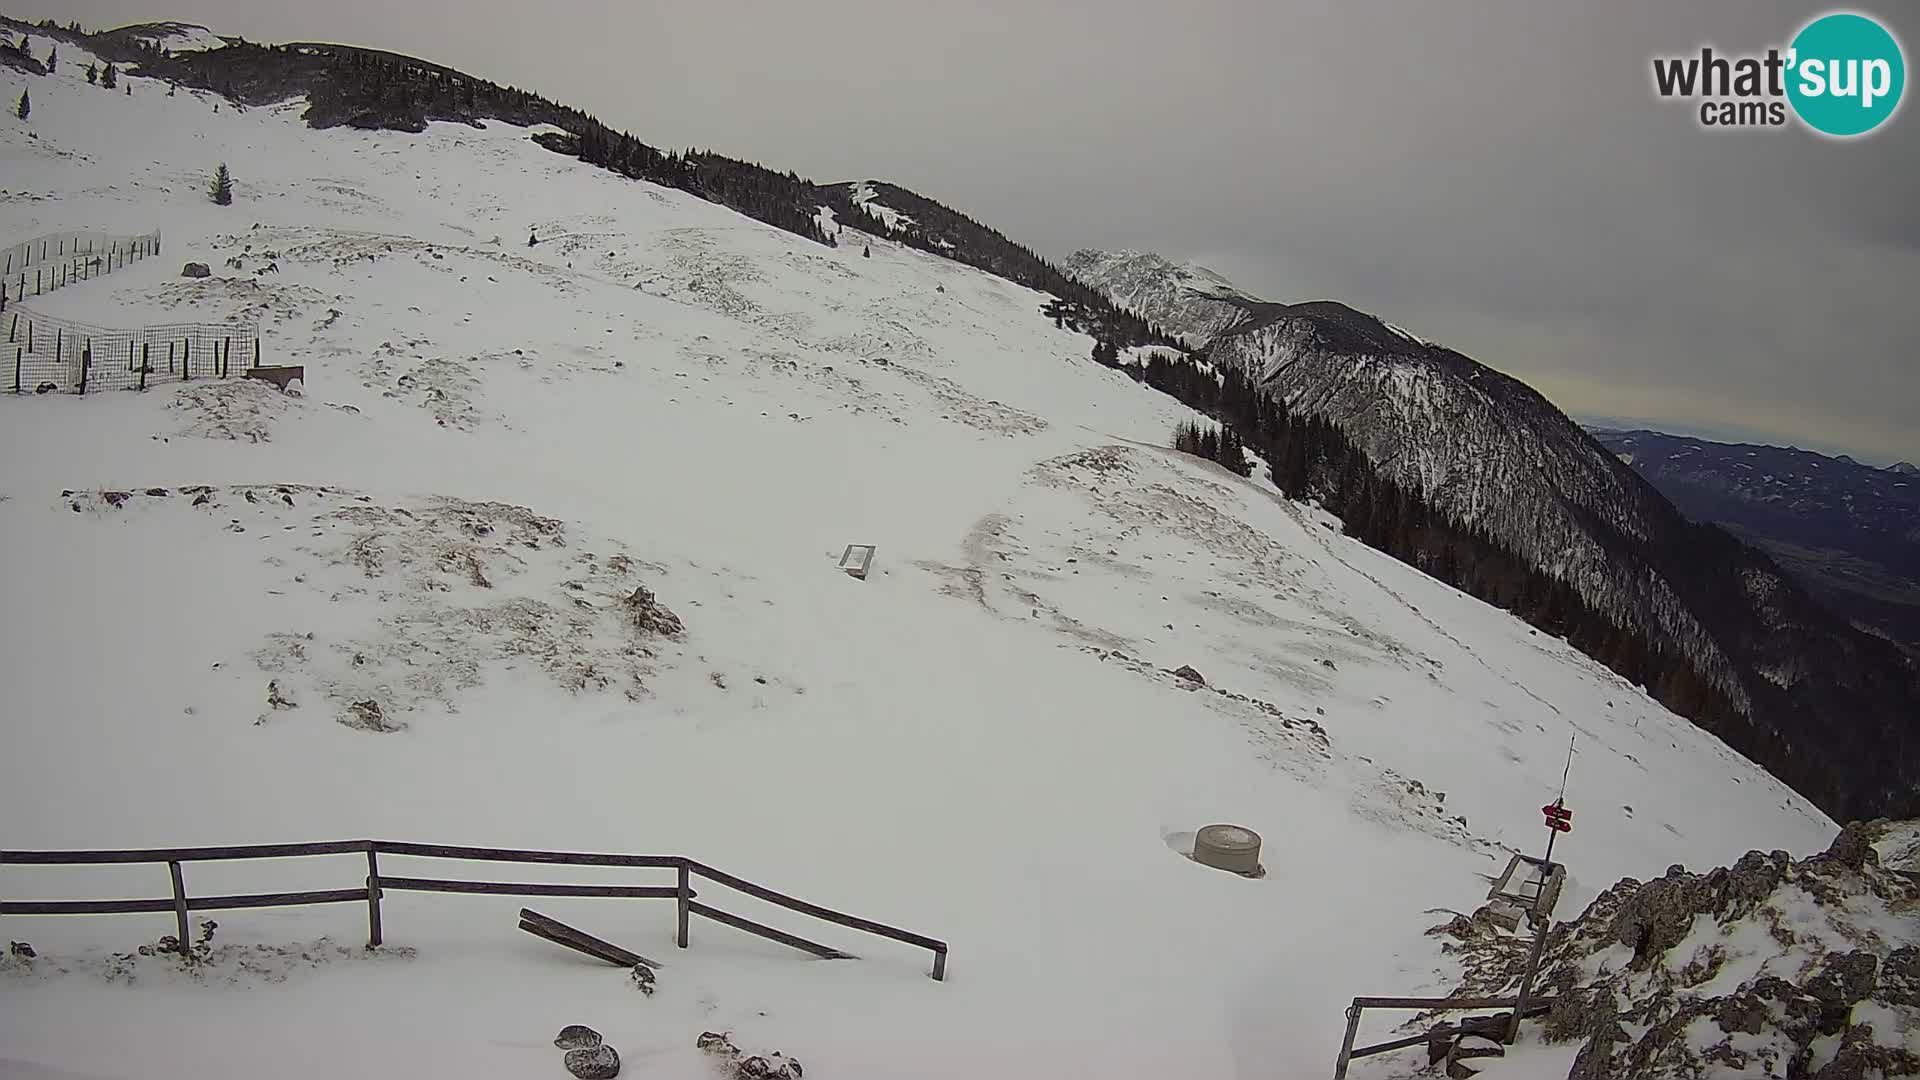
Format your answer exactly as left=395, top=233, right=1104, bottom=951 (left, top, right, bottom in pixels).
left=0, top=838, right=947, bottom=980
left=838, top=544, right=876, bottom=580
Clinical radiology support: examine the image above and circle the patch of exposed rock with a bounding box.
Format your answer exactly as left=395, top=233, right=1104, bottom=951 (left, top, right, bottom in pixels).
left=1430, top=819, right=1920, bottom=1078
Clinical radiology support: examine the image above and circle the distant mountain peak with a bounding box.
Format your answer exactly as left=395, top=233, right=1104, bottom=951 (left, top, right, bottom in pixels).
left=1063, top=249, right=1265, bottom=347
left=1890, top=461, right=1919, bottom=476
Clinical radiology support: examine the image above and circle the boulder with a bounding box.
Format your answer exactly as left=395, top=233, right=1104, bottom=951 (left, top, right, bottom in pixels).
left=1805, top=950, right=1879, bottom=1011
left=553, top=1025, right=602, bottom=1050
left=1875, top=946, right=1920, bottom=1008
left=181, top=262, right=211, bottom=278
left=1172, top=665, right=1206, bottom=685
left=563, top=1044, right=620, bottom=1079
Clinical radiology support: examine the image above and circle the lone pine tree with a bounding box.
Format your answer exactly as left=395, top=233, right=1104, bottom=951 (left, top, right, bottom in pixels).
left=101, top=63, right=117, bottom=89
left=45, top=46, right=56, bottom=73
left=209, top=162, right=234, bottom=205
left=86, top=61, right=97, bottom=84
left=14, top=88, right=27, bottom=122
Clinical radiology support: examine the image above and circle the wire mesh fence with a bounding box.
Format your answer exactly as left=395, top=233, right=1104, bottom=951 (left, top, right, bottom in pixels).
left=0, top=231, right=164, bottom=308
left=5, top=306, right=262, bottom=395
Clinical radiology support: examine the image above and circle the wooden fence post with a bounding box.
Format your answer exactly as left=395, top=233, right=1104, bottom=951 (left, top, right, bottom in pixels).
left=167, top=861, right=191, bottom=957
left=366, top=847, right=384, bottom=948
left=12, top=345, right=19, bottom=393
left=139, top=344, right=149, bottom=391
left=253, top=337, right=261, bottom=369
left=168, top=341, right=175, bottom=374
left=676, top=862, right=690, bottom=949
left=1332, top=1002, right=1363, bottom=1080
left=183, top=339, right=191, bottom=380
left=223, top=337, right=231, bottom=378
left=79, top=343, right=90, bottom=394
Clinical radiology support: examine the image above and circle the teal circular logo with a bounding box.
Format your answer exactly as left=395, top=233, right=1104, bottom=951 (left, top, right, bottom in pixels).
left=1787, top=12, right=1905, bottom=136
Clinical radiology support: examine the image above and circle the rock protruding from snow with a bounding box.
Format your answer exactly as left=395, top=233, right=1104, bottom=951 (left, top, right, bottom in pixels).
left=182, top=262, right=211, bottom=278
left=1436, top=818, right=1920, bottom=1079
left=563, top=1044, right=620, bottom=1079
left=621, top=585, right=684, bottom=638
left=697, top=1032, right=803, bottom=1079
left=553, top=1025, right=602, bottom=1050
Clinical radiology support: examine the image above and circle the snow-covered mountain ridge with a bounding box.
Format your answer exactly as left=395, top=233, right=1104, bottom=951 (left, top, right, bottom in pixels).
left=0, top=22, right=1852, bottom=1080
left=1066, top=250, right=1920, bottom=825
left=1062, top=248, right=1263, bottom=347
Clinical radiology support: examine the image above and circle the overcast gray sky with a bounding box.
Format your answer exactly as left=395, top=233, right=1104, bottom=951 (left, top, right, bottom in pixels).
left=16, top=1, right=1918, bottom=463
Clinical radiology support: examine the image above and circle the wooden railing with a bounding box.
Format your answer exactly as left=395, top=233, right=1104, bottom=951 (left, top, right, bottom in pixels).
left=0, top=840, right=948, bottom=980
left=1332, top=995, right=1555, bottom=1078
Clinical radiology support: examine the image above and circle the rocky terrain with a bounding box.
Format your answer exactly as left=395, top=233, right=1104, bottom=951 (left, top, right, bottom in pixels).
left=1429, top=820, right=1920, bottom=1078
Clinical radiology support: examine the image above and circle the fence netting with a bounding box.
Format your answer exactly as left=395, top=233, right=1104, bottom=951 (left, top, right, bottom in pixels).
left=5, top=307, right=261, bottom=394
left=1, top=231, right=164, bottom=305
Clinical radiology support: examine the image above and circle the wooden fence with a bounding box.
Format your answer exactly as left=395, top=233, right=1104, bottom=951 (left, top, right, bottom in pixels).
left=5, top=307, right=262, bottom=394
left=1331, top=994, right=1556, bottom=1078
left=1, top=230, right=163, bottom=306
left=0, top=840, right=948, bottom=981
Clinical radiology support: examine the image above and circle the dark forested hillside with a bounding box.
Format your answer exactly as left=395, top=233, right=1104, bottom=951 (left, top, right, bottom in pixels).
left=1092, top=308, right=1920, bottom=821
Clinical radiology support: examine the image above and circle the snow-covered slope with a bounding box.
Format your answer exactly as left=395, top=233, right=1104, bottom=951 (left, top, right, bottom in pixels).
left=1068, top=253, right=1920, bottom=824
left=0, top=36, right=1836, bottom=1080
left=1064, top=248, right=1262, bottom=347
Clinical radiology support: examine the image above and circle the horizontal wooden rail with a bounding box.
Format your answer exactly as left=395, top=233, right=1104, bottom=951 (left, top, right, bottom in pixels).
left=380, top=876, right=684, bottom=900
left=686, top=860, right=945, bottom=953
left=688, top=900, right=855, bottom=960
left=191, top=888, right=370, bottom=912
left=2, top=897, right=178, bottom=915
left=2, top=888, right=367, bottom=916
left=1349, top=996, right=1529, bottom=1010
left=371, top=842, right=683, bottom=868
left=0, top=840, right=370, bottom=864
left=0, top=840, right=946, bottom=980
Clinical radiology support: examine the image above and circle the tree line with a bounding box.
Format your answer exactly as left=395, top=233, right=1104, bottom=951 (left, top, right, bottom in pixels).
left=1123, top=345, right=1746, bottom=741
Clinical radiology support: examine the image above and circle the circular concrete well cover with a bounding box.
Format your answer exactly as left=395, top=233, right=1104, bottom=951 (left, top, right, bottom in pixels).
left=1193, top=823, right=1264, bottom=877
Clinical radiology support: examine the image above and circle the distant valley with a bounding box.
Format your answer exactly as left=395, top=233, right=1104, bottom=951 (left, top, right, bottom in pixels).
left=1590, top=429, right=1920, bottom=652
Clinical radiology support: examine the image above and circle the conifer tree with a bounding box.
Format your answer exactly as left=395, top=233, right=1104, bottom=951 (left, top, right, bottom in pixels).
left=15, top=88, right=28, bottom=122
left=102, top=63, right=117, bottom=89
left=86, top=61, right=98, bottom=84
left=209, top=162, right=234, bottom=205
left=862, top=245, right=871, bottom=258
left=46, top=46, right=56, bottom=73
